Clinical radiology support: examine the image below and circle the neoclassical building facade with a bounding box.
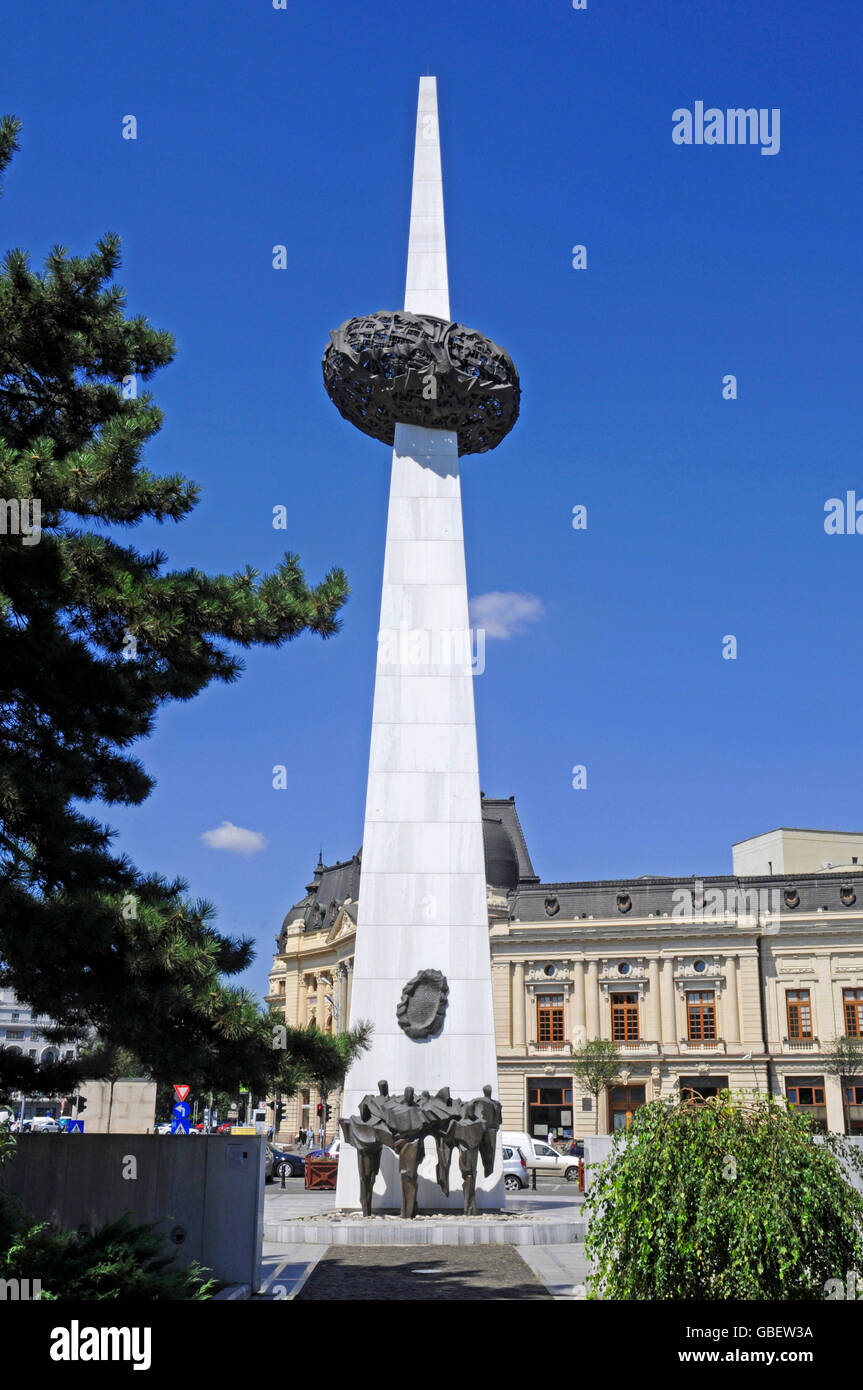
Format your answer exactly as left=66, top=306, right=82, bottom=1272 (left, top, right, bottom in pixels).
left=267, top=801, right=863, bottom=1144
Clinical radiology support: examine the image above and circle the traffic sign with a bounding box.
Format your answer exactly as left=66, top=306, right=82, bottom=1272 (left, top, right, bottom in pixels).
left=68, top=1120, right=84, bottom=1134
left=173, top=1084, right=190, bottom=1103
left=171, top=1115, right=190, bottom=1135
left=172, top=1101, right=190, bottom=1119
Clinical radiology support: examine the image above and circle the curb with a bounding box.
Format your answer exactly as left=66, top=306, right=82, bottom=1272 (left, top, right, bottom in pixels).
left=262, top=1220, right=585, bottom=1246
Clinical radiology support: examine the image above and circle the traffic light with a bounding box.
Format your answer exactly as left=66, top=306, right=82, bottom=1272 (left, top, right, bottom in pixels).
left=275, top=1101, right=284, bottom=1126
left=74, top=1096, right=87, bottom=1114
left=325, top=1104, right=332, bottom=1121
left=316, top=1103, right=323, bottom=1116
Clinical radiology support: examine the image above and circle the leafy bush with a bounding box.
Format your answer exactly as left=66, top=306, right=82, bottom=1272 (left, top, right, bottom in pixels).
left=584, top=1091, right=863, bottom=1300
left=1, top=1209, right=217, bottom=1300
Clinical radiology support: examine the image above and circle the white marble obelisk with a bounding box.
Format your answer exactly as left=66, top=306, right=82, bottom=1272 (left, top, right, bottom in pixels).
left=336, top=77, right=504, bottom=1210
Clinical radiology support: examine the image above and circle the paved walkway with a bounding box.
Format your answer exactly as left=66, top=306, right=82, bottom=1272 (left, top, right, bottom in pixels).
left=258, top=1177, right=591, bottom=1299
left=294, top=1245, right=553, bottom=1301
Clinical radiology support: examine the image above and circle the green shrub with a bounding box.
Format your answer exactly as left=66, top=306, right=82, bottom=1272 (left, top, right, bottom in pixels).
left=584, top=1091, right=863, bottom=1300
left=1, top=1210, right=217, bottom=1300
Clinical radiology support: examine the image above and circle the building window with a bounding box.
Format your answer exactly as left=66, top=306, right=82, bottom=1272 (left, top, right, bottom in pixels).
left=537, top=993, right=565, bottom=1045
left=679, top=1075, right=729, bottom=1103
left=611, top=992, right=639, bottom=1042
left=527, top=1079, right=573, bottom=1139
left=786, top=1076, right=827, bottom=1132
left=786, top=989, right=813, bottom=1040
left=11, top=1012, right=19, bottom=1022
left=609, top=1084, right=646, bottom=1131
left=686, top=991, right=716, bottom=1041
left=844, top=1084, right=863, bottom=1135
left=844, top=989, right=863, bottom=1038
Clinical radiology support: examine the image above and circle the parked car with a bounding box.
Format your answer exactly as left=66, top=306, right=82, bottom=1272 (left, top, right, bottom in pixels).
left=264, top=1146, right=273, bottom=1181
left=501, top=1131, right=580, bottom=1182
left=307, top=1138, right=339, bottom=1160
left=268, top=1146, right=305, bottom=1180
left=502, top=1144, right=529, bottom=1191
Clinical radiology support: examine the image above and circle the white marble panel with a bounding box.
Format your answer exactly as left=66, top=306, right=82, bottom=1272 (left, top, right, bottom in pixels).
left=371, top=675, right=476, bottom=725
left=378, top=583, right=471, bottom=636
left=357, top=870, right=487, bottom=930
left=361, top=820, right=485, bottom=876
left=384, top=496, right=463, bottom=542
left=367, top=723, right=479, bottom=775
left=382, top=540, right=467, bottom=587
left=364, top=770, right=480, bottom=824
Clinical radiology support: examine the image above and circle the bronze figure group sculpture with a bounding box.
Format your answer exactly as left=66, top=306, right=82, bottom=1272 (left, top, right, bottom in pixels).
left=339, top=1080, right=503, bottom=1218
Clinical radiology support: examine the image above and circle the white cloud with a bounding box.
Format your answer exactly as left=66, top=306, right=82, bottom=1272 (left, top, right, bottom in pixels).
left=468, top=591, right=544, bottom=640
left=201, top=821, right=268, bottom=856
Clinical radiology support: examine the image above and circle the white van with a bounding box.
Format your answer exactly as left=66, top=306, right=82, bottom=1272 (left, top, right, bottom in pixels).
left=502, top=1132, right=580, bottom=1182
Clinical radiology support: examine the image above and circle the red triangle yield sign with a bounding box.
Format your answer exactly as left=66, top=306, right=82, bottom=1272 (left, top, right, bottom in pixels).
left=173, top=1084, right=190, bottom=1103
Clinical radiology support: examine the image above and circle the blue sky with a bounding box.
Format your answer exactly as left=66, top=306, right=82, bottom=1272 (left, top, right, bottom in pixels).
left=4, top=0, right=861, bottom=999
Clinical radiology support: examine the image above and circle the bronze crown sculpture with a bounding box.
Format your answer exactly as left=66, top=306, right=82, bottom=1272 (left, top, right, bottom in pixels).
left=322, top=311, right=519, bottom=455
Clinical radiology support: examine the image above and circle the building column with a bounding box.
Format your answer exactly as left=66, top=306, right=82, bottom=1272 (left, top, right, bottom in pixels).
left=586, top=960, right=600, bottom=1040
left=337, top=964, right=347, bottom=1034
left=345, top=959, right=353, bottom=1023
left=512, top=962, right=526, bottom=1047
left=724, top=954, right=740, bottom=1045
left=660, top=957, right=676, bottom=1045
left=825, top=1076, right=846, bottom=1135
left=646, top=958, right=661, bottom=1042
left=571, top=960, right=586, bottom=1047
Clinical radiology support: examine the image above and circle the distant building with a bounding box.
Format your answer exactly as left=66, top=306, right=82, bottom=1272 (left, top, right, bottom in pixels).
left=0, top=986, right=79, bottom=1120
left=733, top=827, right=863, bottom=877
left=268, top=801, right=863, bottom=1143
left=0, top=987, right=78, bottom=1069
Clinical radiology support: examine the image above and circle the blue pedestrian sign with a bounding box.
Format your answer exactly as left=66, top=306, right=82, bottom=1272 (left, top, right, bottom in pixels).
left=171, top=1115, right=190, bottom=1135
left=172, top=1101, right=190, bottom=1119
left=68, top=1120, right=84, bottom=1133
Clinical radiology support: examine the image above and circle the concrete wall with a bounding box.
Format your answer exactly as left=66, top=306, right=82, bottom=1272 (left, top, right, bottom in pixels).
left=583, top=1134, right=615, bottom=1189
left=78, top=1079, right=157, bottom=1134
left=1, top=1133, right=264, bottom=1289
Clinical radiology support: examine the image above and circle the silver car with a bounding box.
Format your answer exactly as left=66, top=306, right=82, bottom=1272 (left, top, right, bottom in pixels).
left=502, top=1144, right=528, bottom=1191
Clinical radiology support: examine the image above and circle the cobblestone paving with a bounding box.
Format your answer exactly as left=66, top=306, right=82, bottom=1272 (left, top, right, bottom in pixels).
left=296, top=1244, right=553, bottom=1301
